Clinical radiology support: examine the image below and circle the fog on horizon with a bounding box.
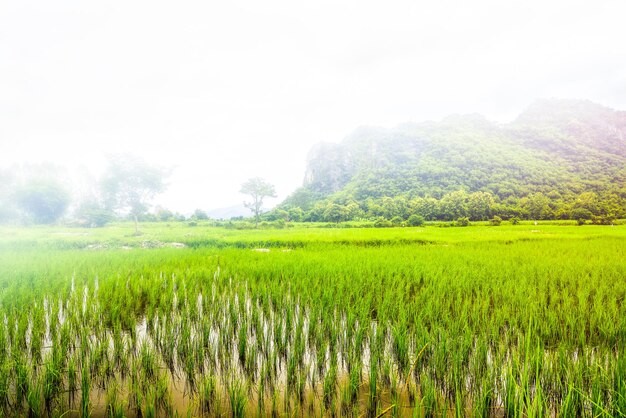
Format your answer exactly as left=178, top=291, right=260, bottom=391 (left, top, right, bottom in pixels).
left=1, top=0, right=625, bottom=214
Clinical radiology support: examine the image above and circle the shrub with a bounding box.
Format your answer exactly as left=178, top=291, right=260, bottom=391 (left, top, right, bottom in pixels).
left=455, top=217, right=470, bottom=227
left=407, top=214, right=425, bottom=227
left=570, top=208, right=593, bottom=221
left=489, top=216, right=502, bottom=226
left=592, top=215, right=616, bottom=225
left=157, top=209, right=174, bottom=222
left=193, top=209, right=209, bottom=220
left=76, top=207, right=115, bottom=227
left=272, top=219, right=287, bottom=229
left=374, top=217, right=393, bottom=228
left=510, top=216, right=521, bottom=225
left=391, top=216, right=404, bottom=226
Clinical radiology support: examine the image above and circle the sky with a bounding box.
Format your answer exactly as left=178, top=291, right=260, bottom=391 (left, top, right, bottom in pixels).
left=1, top=0, right=625, bottom=213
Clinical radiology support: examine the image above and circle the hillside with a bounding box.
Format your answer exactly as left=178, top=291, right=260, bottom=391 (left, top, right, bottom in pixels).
left=280, top=99, right=626, bottom=222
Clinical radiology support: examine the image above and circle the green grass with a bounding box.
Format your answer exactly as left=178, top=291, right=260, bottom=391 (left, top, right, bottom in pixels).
left=1, top=220, right=624, bottom=250
left=0, top=222, right=624, bottom=416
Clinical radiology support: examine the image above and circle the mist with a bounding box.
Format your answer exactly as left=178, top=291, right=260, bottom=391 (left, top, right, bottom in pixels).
left=1, top=0, right=625, bottom=216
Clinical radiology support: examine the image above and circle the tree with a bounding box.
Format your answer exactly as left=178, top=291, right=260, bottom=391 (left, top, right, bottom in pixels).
left=240, top=177, right=277, bottom=228
left=156, top=208, right=174, bottom=222
left=74, top=201, right=115, bottom=227
left=410, top=197, right=439, bottom=221
left=322, top=203, right=349, bottom=223
left=570, top=207, right=593, bottom=221
left=15, top=180, right=71, bottom=224
left=374, top=217, right=393, bottom=228
left=274, top=209, right=290, bottom=222
left=440, top=190, right=469, bottom=221
left=101, top=155, right=168, bottom=235
left=574, top=192, right=600, bottom=215
left=455, top=217, right=470, bottom=227
left=523, top=192, right=553, bottom=220
left=345, top=201, right=364, bottom=220
left=287, top=207, right=304, bottom=222
left=468, top=191, right=494, bottom=221
left=193, top=209, right=209, bottom=220
left=407, top=214, right=425, bottom=227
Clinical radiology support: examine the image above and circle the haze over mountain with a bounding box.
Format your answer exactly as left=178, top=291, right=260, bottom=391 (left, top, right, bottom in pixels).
left=280, top=99, right=626, bottom=221
left=2, top=1, right=626, bottom=213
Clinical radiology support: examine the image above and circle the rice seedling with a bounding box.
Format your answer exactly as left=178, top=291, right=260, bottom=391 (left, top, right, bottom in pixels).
left=227, top=378, right=246, bottom=418
left=199, top=374, right=217, bottom=416
left=0, top=223, right=623, bottom=416
left=105, top=383, right=125, bottom=418
left=81, top=365, right=91, bottom=417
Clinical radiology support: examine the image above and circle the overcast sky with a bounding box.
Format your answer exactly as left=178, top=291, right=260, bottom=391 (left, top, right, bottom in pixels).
left=1, top=0, right=625, bottom=213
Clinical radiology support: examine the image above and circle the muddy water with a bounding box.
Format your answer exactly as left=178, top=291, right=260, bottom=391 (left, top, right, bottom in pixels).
left=46, top=309, right=430, bottom=417
left=10, top=281, right=581, bottom=417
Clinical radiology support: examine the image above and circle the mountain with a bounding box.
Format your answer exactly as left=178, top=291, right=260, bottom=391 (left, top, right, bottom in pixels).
left=281, top=99, right=626, bottom=222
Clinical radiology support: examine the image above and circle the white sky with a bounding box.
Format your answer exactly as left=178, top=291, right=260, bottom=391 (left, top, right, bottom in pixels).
left=1, top=0, right=625, bottom=213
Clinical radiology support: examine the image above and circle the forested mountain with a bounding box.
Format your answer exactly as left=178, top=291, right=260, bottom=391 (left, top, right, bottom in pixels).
left=279, top=99, right=626, bottom=223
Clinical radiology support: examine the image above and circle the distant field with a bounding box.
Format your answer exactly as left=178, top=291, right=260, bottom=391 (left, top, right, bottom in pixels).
left=0, top=223, right=624, bottom=417
left=1, top=220, right=624, bottom=248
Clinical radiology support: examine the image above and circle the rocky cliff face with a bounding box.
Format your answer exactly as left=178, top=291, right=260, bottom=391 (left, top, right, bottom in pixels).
left=303, top=142, right=350, bottom=193
left=303, top=126, right=404, bottom=194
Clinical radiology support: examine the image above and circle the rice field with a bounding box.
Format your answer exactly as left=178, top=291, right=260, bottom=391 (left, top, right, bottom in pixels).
left=0, top=222, right=625, bottom=417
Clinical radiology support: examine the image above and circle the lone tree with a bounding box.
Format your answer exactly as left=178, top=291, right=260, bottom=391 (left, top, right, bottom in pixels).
left=101, top=154, right=168, bottom=235
left=240, top=177, right=276, bottom=227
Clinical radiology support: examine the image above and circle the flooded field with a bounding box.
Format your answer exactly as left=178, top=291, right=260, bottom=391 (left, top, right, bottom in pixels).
left=0, top=224, right=625, bottom=416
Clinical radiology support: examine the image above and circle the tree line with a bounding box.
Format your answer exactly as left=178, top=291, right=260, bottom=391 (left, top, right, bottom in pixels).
left=0, top=155, right=168, bottom=232
left=1, top=158, right=623, bottom=229
left=272, top=189, right=625, bottom=225
left=0, top=157, right=276, bottom=231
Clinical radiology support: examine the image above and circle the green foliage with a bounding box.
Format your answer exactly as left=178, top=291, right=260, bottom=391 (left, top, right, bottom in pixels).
left=156, top=208, right=174, bottom=222
left=523, top=193, right=554, bottom=220
left=373, top=217, right=393, bottom=228
left=265, top=209, right=289, bottom=222
left=455, top=217, right=470, bottom=227
left=279, top=188, right=626, bottom=224
left=75, top=202, right=115, bottom=227
left=281, top=100, right=626, bottom=224
left=15, top=180, right=71, bottom=224
left=571, top=207, right=593, bottom=221
left=592, top=214, right=616, bottom=225
left=407, top=214, right=425, bottom=226
left=192, top=209, right=209, bottom=220
left=287, top=207, right=303, bottom=222
left=489, top=216, right=502, bottom=226
left=323, top=203, right=349, bottom=223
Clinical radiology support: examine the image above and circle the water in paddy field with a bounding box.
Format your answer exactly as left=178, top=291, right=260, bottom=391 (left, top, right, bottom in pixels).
left=2, top=263, right=621, bottom=418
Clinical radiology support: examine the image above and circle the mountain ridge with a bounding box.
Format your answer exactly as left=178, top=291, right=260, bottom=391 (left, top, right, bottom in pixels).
left=279, top=99, right=626, bottom=222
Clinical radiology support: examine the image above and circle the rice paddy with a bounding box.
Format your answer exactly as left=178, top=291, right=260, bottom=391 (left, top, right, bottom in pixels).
left=0, top=222, right=625, bottom=417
